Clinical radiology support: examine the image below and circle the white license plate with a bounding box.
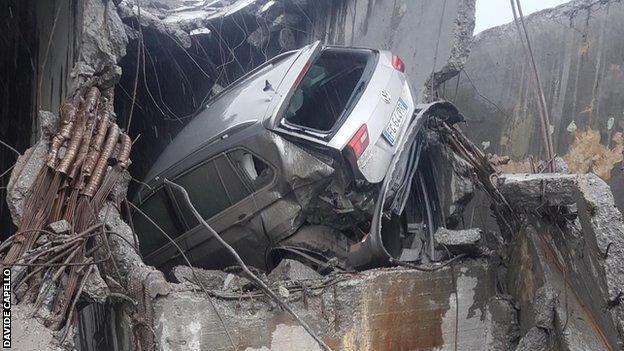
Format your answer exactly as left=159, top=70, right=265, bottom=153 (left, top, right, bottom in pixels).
left=383, top=98, right=409, bottom=145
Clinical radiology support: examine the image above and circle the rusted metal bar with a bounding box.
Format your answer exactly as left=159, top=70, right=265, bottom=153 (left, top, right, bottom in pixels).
left=117, top=133, right=132, bottom=169
left=84, top=116, right=109, bottom=176
left=68, top=104, right=99, bottom=180
left=82, top=123, right=119, bottom=197
left=510, top=0, right=555, bottom=171
left=47, top=103, right=77, bottom=169
left=57, top=87, right=100, bottom=174
left=4, top=83, right=128, bottom=335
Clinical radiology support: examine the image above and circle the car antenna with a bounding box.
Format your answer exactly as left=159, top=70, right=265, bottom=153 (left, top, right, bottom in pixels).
left=263, top=79, right=282, bottom=100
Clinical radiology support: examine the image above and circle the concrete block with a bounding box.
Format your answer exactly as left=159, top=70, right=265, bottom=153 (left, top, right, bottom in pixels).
left=152, top=259, right=512, bottom=351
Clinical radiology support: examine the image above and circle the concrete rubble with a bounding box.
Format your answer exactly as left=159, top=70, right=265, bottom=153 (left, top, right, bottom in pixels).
left=267, top=259, right=322, bottom=282
left=501, top=172, right=624, bottom=350
left=153, top=259, right=504, bottom=351
left=3, top=0, right=624, bottom=351
left=435, top=227, right=483, bottom=255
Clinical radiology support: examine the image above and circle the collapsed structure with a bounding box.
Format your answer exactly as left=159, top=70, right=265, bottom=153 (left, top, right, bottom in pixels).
left=2, top=0, right=624, bottom=350
left=450, top=0, right=624, bottom=213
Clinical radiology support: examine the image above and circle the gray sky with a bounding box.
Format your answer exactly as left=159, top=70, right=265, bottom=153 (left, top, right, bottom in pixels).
left=475, top=0, right=570, bottom=34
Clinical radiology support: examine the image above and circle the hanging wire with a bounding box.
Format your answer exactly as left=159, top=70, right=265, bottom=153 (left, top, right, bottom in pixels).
left=510, top=0, right=555, bottom=172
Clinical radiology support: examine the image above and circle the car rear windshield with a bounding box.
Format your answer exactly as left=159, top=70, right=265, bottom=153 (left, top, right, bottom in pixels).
left=283, top=47, right=377, bottom=133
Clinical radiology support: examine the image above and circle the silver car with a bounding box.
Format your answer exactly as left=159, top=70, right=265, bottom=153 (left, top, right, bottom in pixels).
left=267, top=41, right=415, bottom=183
left=133, top=41, right=459, bottom=272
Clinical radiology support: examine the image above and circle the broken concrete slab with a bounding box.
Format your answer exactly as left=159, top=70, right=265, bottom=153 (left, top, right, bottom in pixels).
left=435, top=227, right=482, bottom=255
left=13, top=304, right=73, bottom=351
left=484, top=296, right=520, bottom=351
left=82, top=265, right=111, bottom=304
left=74, top=0, right=128, bottom=80
left=509, top=223, right=614, bottom=350
left=514, top=328, right=549, bottom=351
left=153, top=258, right=513, bottom=351
left=117, top=0, right=193, bottom=48
left=171, top=265, right=228, bottom=290
left=48, top=219, right=71, bottom=234
left=497, top=173, right=578, bottom=210
left=499, top=171, right=624, bottom=350
left=222, top=273, right=252, bottom=291
left=575, top=173, right=624, bottom=331
left=532, top=287, right=557, bottom=330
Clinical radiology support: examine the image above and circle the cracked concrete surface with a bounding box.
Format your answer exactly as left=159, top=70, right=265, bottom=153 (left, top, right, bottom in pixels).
left=153, top=259, right=506, bottom=351
left=501, top=173, right=624, bottom=350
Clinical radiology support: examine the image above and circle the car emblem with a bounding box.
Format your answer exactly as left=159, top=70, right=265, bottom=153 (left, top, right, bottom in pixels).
left=381, top=90, right=391, bottom=104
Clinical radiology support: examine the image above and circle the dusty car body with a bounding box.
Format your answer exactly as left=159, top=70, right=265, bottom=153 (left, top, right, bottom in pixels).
left=133, top=41, right=462, bottom=272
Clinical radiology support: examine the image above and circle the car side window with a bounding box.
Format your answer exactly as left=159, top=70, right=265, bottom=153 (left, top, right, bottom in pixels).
left=227, top=149, right=274, bottom=190
left=172, top=152, right=274, bottom=226
left=172, top=155, right=245, bottom=223
left=135, top=151, right=275, bottom=256
left=133, top=189, right=184, bottom=255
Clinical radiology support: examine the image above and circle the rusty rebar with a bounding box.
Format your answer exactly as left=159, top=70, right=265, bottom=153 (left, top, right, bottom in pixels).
left=5, top=84, right=130, bottom=335
left=510, top=0, right=555, bottom=171
left=117, top=133, right=132, bottom=169
left=47, top=102, right=77, bottom=168
left=82, top=123, right=119, bottom=197
left=84, top=116, right=109, bottom=176
left=57, top=87, right=100, bottom=174
left=56, top=109, right=86, bottom=174
left=68, top=104, right=98, bottom=180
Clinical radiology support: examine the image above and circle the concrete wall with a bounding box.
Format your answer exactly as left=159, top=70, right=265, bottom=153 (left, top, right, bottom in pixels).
left=0, top=0, right=80, bottom=237
left=35, top=0, right=81, bottom=120
left=500, top=173, right=624, bottom=350
left=307, top=0, right=475, bottom=102
left=447, top=0, right=624, bottom=210
left=153, top=259, right=516, bottom=351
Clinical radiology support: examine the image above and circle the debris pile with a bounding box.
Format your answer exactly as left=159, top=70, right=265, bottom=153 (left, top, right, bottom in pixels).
left=500, top=172, right=624, bottom=350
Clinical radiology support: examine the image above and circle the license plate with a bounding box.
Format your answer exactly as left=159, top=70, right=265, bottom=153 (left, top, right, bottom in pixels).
left=383, top=98, right=409, bottom=145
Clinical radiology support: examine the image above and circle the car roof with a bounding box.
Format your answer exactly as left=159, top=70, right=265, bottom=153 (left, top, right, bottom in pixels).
left=143, top=50, right=302, bottom=183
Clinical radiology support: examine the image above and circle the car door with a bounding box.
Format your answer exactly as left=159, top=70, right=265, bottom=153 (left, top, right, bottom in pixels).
left=164, top=150, right=278, bottom=270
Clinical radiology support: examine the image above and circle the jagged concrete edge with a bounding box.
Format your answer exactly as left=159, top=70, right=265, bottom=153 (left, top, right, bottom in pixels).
left=473, top=0, right=623, bottom=45
left=423, top=0, right=476, bottom=102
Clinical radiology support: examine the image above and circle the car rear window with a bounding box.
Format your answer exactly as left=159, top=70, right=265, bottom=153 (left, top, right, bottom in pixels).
left=283, top=47, right=376, bottom=133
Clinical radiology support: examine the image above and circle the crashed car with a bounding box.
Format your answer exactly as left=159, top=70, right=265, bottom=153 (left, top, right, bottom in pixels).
left=133, top=41, right=462, bottom=272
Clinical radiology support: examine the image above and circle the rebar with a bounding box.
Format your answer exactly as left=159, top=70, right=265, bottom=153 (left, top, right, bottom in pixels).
left=83, top=123, right=119, bottom=197
left=3, top=85, right=131, bottom=334
left=47, top=102, right=77, bottom=168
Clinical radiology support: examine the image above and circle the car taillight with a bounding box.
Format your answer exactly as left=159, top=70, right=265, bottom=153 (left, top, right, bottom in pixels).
left=346, top=124, right=369, bottom=159
left=392, top=55, right=405, bottom=72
